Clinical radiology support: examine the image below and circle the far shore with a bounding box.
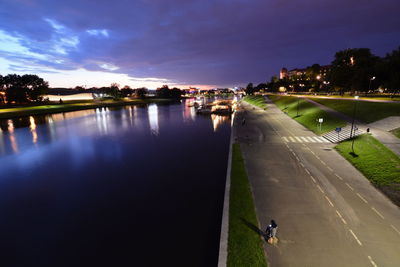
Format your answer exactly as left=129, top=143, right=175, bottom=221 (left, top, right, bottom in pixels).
left=0, top=98, right=176, bottom=120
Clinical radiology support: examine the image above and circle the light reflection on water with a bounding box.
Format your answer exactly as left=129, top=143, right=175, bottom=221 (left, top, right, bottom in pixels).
left=148, top=104, right=159, bottom=135
left=0, top=101, right=232, bottom=156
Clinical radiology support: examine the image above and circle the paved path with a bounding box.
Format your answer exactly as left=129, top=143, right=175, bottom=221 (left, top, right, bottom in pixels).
left=235, top=100, right=400, bottom=267
left=303, top=98, right=400, bottom=156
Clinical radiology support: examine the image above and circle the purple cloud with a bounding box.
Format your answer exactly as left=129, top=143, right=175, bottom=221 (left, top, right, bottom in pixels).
left=0, top=0, right=399, bottom=87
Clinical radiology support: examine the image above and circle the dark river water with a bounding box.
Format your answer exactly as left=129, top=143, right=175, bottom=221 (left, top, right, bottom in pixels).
left=0, top=99, right=231, bottom=267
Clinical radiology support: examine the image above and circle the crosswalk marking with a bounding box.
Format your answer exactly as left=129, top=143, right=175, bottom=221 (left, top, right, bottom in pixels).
left=300, top=137, right=309, bottom=142
left=313, top=137, right=324, bottom=143
left=295, top=137, right=303, bottom=143
left=307, top=137, right=315, bottom=142
left=282, top=136, right=329, bottom=143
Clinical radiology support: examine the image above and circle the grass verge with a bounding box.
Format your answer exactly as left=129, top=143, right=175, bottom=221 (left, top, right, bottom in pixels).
left=0, top=98, right=173, bottom=119
left=268, top=95, right=346, bottom=134
left=228, top=144, right=267, bottom=267
left=390, top=128, right=400, bottom=139
left=243, top=96, right=267, bottom=109
left=310, top=98, right=400, bottom=123
left=336, top=134, right=400, bottom=206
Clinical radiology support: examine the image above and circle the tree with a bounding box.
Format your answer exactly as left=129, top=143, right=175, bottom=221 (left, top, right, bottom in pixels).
left=134, top=87, right=148, bottom=98
left=245, top=83, right=254, bottom=95
left=156, top=85, right=171, bottom=98
left=376, top=47, right=400, bottom=92
left=170, top=87, right=183, bottom=98
left=121, top=85, right=133, bottom=97
left=328, top=48, right=378, bottom=93
left=3, top=74, right=48, bottom=103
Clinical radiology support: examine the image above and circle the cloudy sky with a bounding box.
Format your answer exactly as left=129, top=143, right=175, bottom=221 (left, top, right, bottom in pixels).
left=0, top=0, right=399, bottom=89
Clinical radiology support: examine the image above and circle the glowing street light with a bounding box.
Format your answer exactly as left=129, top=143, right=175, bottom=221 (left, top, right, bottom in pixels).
left=350, top=95, right=359, bottom=154
left=368, top=76, right=376, bottom=92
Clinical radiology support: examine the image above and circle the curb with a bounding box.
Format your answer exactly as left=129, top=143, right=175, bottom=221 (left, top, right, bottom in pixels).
left=217, top=113, right=236, bottom=267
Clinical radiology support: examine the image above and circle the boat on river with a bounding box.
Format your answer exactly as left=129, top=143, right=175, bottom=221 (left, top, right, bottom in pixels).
left=196, top=99, right=235, bottom=115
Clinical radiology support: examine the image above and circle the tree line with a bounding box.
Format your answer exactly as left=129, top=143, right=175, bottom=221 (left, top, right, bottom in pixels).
left=0, top=75, right=188, bottom=105
left=246, top=46, right=400, bottom=95
left=0, top=74, right=49, bottom=104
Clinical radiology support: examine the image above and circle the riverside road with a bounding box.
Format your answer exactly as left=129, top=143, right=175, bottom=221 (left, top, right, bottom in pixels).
left=234, top=99, right=400, bottom=267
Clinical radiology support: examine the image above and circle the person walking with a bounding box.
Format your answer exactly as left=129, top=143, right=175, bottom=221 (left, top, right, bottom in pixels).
left=266, top=219, right=278, bottom=244
left=270, top=220, right=278, bottom=239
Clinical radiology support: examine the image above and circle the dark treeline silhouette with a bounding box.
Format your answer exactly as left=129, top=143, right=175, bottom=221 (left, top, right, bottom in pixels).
left=0, top=74, right=49, bottom=104
left=156, top=85, right=184, bottom=98
left=246, top=46, right=400, bottom=95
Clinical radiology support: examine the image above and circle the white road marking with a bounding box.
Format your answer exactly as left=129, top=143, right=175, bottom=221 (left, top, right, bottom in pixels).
left=315, top=155, right=321, bottom=160
left=299, top=162, right=304, bottom=167
left=391, top=225, right=400, bottom=236
left=327, top=166, right=333, bottom=171
left=295, top=137, right=303, bottom=143
left=305, top=169, right=311, bottom=175
left=282, top=137, right=289, bottom=142
left=335, top=173, right=343, bottom=180
left=336, top=210, right=347, bottom=224
left=313, top=137, right=324, bottom=143
left=307, top=137, right=315, bottom=142
left=371, top=207, right=384, bottom=219
left=310, top=175, right=316, bottom=183
left=356, top=193, right=368, bottom=204
left=325, top=196, right=334, bottom=207
left=349, top=229, right=363, bottom=246
left=289, top=136, right=296, bottom=142
left=320, top=160, right=327, bottom=166
left=301, top=137, right=309, bottom=142
left=368, top=256, right=378, bottom=267
left=345, top=183, right=354, bottom=191
left=316, top=185, right=325, bottom=193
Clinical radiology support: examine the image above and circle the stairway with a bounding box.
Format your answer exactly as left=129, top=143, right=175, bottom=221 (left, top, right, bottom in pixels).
left=323, top=125, right=363, bottom=143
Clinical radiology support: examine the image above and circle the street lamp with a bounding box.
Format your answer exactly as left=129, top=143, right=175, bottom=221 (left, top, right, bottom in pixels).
left=350, top=95, right=359, bottom=154
left=368, top=76, right=376, bottom=92
left=296, top=97, right=300, bottom=117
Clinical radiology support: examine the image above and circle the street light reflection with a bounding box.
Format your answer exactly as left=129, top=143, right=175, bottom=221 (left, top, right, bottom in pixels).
left=211, top=114, right=229, bottom=132
left=29, top=116, right=38, bottom=144
left=148, top=104, right=159, bottom=135
left=7, top=119, right=18, bottom=153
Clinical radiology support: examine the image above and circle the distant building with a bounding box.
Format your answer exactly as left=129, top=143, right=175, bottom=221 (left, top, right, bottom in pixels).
left=288, top=68, right=307, bottom=77
left=280, top=65, right=331, bottom=79
left=280, top=68, right=288, bottom=79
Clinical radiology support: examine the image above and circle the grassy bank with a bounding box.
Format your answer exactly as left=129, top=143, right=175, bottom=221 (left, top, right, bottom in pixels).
left=310, top=98, right=400, bottom=123
left=243, top=96, right=267, bottom=109
left=391, top=128, right=400, bottom=139
left=336, top=134, right=400, bottom=206
left=228, top=144, right=267, bottom=267
left=0, top=98, right=172, bottom=119
left=268, top=95, right=346, bottom=134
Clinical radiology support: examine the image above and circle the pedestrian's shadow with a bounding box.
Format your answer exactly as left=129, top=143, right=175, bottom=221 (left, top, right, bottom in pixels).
left=240, top=218, right=267, bottom=241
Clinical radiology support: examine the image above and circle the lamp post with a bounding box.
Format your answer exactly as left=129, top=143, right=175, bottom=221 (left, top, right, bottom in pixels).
left=351, top=95, right=359, bottom=153
left=368, top=76, right=376, bottom=92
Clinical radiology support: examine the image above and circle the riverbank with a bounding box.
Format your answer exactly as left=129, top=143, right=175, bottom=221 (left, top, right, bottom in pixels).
left=268, top=95, right=347, bottom=134
left=0, top=98, right=174, bottom=119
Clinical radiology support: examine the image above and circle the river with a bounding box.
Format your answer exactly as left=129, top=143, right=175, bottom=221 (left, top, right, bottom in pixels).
left=0, top=99, right=231, bottom=267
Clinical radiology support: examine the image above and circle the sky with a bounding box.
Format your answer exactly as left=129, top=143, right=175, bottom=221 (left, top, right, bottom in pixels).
left=0, top=0, right=399, bottom=89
